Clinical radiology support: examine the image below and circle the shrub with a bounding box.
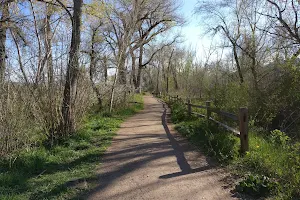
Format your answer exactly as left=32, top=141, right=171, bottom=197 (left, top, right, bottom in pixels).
left=170, top=101, right=189, bottom=123
left=102, top=111, right=112, bottom=117
left=270, top=129, right=290, bottom=146
left=236, top=174, right=279, bottom=197
left=234, top=132, right=300, bottom=199
left=168, top=96, right=299, bottom=199
left=176, top=119, right=239, bottom=163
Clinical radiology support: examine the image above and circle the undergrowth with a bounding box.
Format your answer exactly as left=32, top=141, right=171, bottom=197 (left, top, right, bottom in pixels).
left=0, top=94, right=144, bottom=200
left=168, top=100, right=300, bottom=199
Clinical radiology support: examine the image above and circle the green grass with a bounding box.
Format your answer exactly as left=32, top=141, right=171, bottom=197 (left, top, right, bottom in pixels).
left=234, top=132, right=300, bottom=199
left=0, top=94, right=144, bottom=200
left=168, top=100, right=300, bottom=199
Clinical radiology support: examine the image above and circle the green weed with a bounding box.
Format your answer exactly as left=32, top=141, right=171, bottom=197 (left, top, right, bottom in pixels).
left=168, top=100, right=300, bottom=199
left=236, top=174, right=279, bottom=197
left=0, top=95, right=144, bottom=199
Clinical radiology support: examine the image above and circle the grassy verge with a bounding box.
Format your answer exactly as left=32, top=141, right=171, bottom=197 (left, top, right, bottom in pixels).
left=167, top=100, right=300, bottom=199
left=0, top=94, right=144, bottom=200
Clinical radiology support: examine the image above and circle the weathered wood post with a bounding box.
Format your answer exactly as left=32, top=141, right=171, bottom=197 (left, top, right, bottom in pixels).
left=239, top=107, right=249, bottom=154
left=168, top=95, right=171, bottom=103
left=206, top=101, right=211, bottom=123
left=187, top=98, right=191, bottom=117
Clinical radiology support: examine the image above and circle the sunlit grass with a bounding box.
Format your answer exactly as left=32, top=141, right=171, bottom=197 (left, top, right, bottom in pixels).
left=169, top=100, right=300, bottom=199
left=0, top=94, right=144, bottom=200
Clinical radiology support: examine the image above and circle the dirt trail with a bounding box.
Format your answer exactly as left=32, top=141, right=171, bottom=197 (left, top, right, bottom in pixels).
left=86, top=95, right=237, bottom=200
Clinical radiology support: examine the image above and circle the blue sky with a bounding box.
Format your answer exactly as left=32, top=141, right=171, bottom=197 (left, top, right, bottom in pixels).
left=178, top=0, right=215, bottom=61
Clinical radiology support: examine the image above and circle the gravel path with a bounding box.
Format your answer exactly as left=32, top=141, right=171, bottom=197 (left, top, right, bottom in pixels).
left=86, top=95, right=237, bottom=200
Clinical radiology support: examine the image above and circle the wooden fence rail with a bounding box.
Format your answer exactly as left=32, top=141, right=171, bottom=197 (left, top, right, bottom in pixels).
left=162, top=94, right=249, bottom=154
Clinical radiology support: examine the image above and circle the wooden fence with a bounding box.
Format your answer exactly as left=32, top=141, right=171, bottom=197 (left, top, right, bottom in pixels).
left=161, top=94, right=249, bottom=154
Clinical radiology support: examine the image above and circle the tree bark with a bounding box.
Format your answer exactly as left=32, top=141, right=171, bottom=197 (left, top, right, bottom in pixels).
left=156, top=65, right=160, bottom=93
left=60, top=0, right=82, bottom=136
left=44, top=5, right=56, bottom=144
left=250, top=55, right=259, bottom=91
left=166, top=49, right=174, bottom=94
left=89, top=29, right=102, bottom=109
left=45, top=6, right=54, bottom=87
left=233, top=45, right=244, bottom=84
left=103, top=56, right=108, bottom=84
left=136, top=45, right=144, bottom=90
left=171, top=63, right=179, bottom=90
left=130, top=50, right=137, bottom=87
left=117, top=49, right=127, bottom=84
left=0, top=3, right=9, bottom=83
left=250, top=33, right=259, bottom=92
left=109, top=68, right=118, bottom=113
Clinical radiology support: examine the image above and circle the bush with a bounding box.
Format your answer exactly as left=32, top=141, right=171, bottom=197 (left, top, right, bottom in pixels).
left=236, top=174, right=279, bottom=197
left=102, top=111, right=112, bottom=117
left=204, top=129, right=239, bottom=162
left=168, top=99, right=300, bottom=199
left=170, top=101, right=189, bottom=123
left=176, top=119, right=239, bottom=163
left=234, top=132, right=300, bottom=199
left=270, top=129, right=290, bottom=146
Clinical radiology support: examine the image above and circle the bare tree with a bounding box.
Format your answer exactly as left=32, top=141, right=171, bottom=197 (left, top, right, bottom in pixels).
left=196, top=0, right=246, bottom=84
left=88, top=23, right=105, bottom=109
left=265, top=0, right=300, bottom=58
left=60, top=0, right=83, bottom=135
left=0, top=1, right=9, bottom=83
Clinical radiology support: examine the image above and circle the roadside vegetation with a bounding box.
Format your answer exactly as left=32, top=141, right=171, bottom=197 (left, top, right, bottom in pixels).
left=0, top=95, right=143, bottom=200
left=2, top=0, right=300, bottom=199
left=166, top=100, right=300, bottom=199
left=1, top=0, right=177, bottom=198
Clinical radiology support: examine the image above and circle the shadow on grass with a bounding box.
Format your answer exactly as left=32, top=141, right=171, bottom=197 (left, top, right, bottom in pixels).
left=1, top=97, right=225, bottom=199
left=0, top=116, right=119, bottom=199
left=0, top=97, right=145, bottom=199
left=28, top=153, right=104, bottom=200
left=70, top=99, right=218, bottom=199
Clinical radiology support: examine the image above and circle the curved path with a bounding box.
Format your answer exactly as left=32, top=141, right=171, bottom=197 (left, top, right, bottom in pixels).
left=86, top=95, right=237, bottom=200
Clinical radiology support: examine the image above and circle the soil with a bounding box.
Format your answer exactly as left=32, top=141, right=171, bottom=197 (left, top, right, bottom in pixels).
left=86, top=95, right=238, bottom=200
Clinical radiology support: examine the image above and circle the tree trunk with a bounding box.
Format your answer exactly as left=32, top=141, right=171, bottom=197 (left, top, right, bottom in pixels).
left=117, top=47, right=127, bottom=84
left=166, top=49, right=174, bottom=94
left=11, top=31, right=29, bottom=83
left=45, top=5, right=54, bottom=87
left=250, top=56, right=258, bottom=91
left=130, top=50, right=137, bottom=87
left=0, top=3, right=8, bottom=83
left=250, top=34, right=258, bottom=92
left=171, top=63, right=179, bottom=90
left=44, top=5, right=56, bottom=144
left=109, top=68, right=118, bottom=113
left=103, top=56, right=108, bottom=84
left=89, top=30, right=102, bottom=109
left=136, top=67, right=142, bottom=90
left=136, top=45, right=143, bottom=90
left=156, top=65, right=160, bottom=93
left=60, top=0, right=82, bottom=136
left=233, top=45, right=244, bottom=84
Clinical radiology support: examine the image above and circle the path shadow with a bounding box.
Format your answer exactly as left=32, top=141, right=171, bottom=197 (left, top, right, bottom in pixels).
left=69, top=98, right=227, bottom=199
left=159, top=102, right=217, bottom=179
left=161, top=103, right=192, bottom=173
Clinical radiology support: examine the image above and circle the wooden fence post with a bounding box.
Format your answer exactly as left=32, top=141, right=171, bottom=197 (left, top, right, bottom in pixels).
left=187, top=98, right=191, bottom=117
left=239, top=107, right=249, bottom=154
left=206, top=101, right=211, bottom=123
